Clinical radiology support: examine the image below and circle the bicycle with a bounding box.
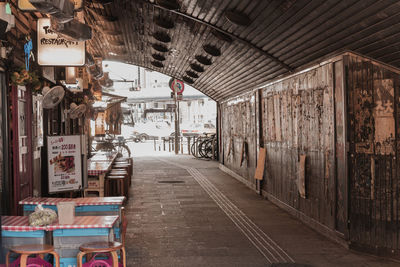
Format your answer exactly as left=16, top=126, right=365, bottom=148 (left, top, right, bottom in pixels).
left=94, top=133, right=131, bottom=158
left=191, top=133, right=217, bottom=159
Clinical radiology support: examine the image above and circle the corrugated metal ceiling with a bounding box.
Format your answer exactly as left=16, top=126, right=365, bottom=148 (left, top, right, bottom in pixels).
left=84, top=0, right=400, bottom=101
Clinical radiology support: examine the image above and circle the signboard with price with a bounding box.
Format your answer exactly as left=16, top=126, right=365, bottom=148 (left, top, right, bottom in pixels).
left=47, top=135, right=82, bottom=193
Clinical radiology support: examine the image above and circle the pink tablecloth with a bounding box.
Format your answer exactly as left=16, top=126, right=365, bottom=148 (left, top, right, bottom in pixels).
left=2, top=215, right=119, bottom=231
left=2, top=216, right=46, bottom=231
left=19, top=196, right=125, bottom=206
left=47, top=215, right=118, bottom=230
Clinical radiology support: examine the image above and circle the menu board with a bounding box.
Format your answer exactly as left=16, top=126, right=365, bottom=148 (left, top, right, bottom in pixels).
left=47, top=135, right=82, bottom=193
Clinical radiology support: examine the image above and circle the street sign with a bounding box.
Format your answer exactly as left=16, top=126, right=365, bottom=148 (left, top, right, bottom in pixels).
left=169, top=78, right=184, bottom=94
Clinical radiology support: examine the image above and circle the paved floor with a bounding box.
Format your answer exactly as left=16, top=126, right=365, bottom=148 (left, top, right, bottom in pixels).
left=125, top=155, right=399, bottom=267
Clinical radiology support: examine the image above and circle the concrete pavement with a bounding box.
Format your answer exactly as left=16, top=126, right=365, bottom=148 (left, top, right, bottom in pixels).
left=124, top=155, right=399, bottom=267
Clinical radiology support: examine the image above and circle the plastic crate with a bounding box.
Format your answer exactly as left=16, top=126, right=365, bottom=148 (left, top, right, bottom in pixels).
left=1, top=230, right=51, bottom=254
left=2, top=230, right=49, bottom=247
left=55, top=247, right=80, bottom=258
left=59, top=257, right=78, bottom=267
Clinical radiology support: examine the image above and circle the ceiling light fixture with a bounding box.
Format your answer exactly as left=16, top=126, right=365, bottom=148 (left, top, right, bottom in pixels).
left=195, top=55, right=212, bottom=65
left=203, top=44, right=221, bottom=57
left=224, top=10, right=252, bottom=26
left=154, top=17, right=175, bottom=29
left=152, top=54, right=166, bottom=61
left=190, top=63, right=204, bottom=73
left=153, top=31, right=171, bottom=43
left=152, top=43, right=169, bottom=53
left=151, top=61, right=164, bottom=68
left=182, top=76, right=194, bottom=84
left=155, top=0, right=180, bottom=10
left=186, top=71, right=199, bottom=79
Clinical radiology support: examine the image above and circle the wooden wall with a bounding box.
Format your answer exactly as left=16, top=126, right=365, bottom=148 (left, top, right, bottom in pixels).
left=221, top=94, right=257, bottom=186
left=260, top=62, right=338, bottom=229
left=221, top=62, right=338, bottom=227
left=220, top=52, right=400, bottom=256
left=346, top=55, right=400, bottom=255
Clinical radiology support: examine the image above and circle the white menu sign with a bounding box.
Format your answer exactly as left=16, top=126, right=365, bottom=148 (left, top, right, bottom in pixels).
left=47, top=135, right=82, bottom=193
left=37, top=18, right=85, bottom=66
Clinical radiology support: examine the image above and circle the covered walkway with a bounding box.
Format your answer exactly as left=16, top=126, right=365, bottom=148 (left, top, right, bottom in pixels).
left=124, top=156, right=397, bottom=266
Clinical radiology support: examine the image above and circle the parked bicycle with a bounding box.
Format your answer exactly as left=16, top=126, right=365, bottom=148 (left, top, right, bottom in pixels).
left=191, top=133, right=217, bottom=159
left=92, top=133, right=131, bottom=157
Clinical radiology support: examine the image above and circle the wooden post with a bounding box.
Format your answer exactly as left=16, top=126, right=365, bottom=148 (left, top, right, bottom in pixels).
left=169, top=139, right=171, bottom=152
left=181, top=136, right=183, bottom=153
left=212, top=138, right=215, bottom=160
left=153, top=138, right=156, bottom=151
left=163, top=138, right=166, bottom=151
left=195, top=137, right=199, bottom=157
left=187, top=137, right=191, bottom=155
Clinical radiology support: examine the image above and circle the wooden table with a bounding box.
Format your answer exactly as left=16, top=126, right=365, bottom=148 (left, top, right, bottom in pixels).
left=47, top=215, right=119, bottom=230
left=1, top=215, right=119, bottom=267
left=2, top=215, right=119, bottom=231
left=89, top=151, right=118, bottom=162
left=19, top=196, right=125, bottom=214
left=86, top=152, right=118, bottom=196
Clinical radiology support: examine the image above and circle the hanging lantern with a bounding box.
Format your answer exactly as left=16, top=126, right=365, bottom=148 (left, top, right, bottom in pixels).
left=95, top=111, right=106, bottom=136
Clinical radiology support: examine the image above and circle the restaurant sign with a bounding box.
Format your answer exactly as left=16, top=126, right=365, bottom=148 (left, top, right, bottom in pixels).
left=47, top=135, right=82, bottom=193
left=37, top=18, right=85, bottom=66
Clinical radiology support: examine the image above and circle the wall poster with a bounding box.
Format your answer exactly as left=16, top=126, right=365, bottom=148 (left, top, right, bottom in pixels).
left=47, top=135, right=82, bottom=193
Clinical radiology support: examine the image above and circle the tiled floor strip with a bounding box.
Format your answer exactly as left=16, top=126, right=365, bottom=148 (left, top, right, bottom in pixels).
left=160, top=159, right=295, bottom=264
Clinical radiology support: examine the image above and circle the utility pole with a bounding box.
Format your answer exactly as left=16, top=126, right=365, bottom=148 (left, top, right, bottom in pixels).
left=173, top=80, right=180, bottom=154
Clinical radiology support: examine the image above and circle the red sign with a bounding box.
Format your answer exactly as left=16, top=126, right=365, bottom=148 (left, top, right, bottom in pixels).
left=170, top=79, right=184, bottom=94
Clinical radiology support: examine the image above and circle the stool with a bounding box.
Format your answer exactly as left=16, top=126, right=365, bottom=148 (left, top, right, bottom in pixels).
left=113, top=165, right=130, bottom=179
left=115, top=157, right=132, bottom=178
left=105, top=176, right=127, bottom=199
left=113, top=164, right=132, bottom=186
left=6, top=244, right=60, bottom=267
left=84, top=188, right=104, bottom=197
left=77, top=241, right=125, bottom=267
left=110, top=169, right=129, bottom=196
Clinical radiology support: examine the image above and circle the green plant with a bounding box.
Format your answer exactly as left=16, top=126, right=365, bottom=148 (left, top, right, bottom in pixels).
left=11, top=67, right=42, bottom=92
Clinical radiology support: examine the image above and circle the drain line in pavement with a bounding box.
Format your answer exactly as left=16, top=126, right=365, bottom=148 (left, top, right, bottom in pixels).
left=159, top=159, right=294, bottom=264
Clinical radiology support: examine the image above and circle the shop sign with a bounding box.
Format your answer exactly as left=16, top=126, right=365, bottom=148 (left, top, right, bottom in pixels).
left=47, top=135, right=82, bottom=193
left=19, top=0, right=84, bottom=11
left=37, top=18, right=85, bottom=66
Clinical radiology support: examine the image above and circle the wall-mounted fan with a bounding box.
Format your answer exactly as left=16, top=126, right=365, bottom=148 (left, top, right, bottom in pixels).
left=42, top=85, right=65, bottom=109
left=69, top=102, right=87, bottom=119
